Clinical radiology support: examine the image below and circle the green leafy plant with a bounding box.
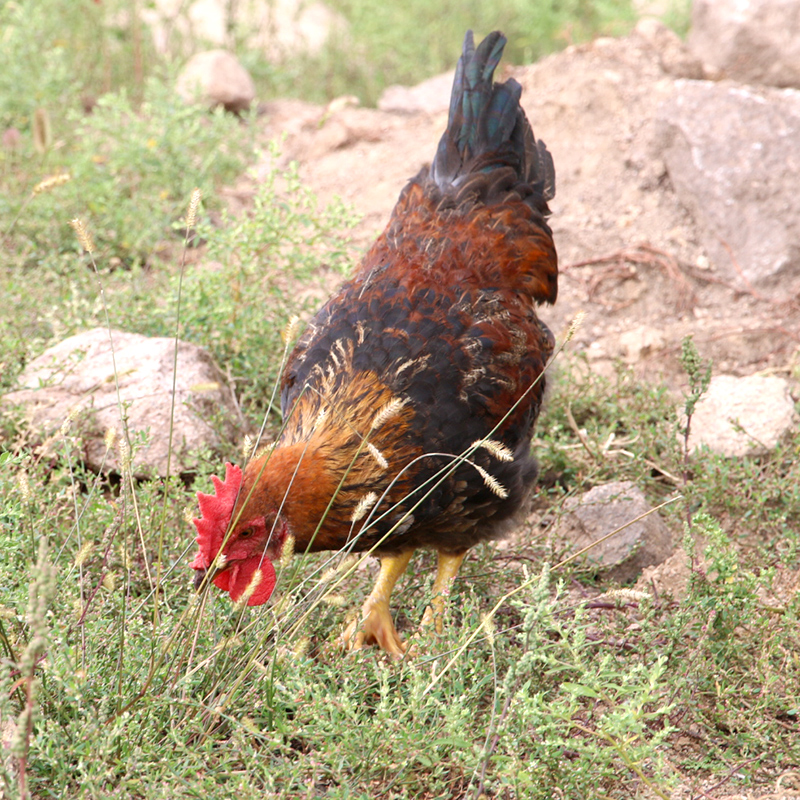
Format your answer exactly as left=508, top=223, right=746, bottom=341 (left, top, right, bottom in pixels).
left=6, top=80, right=251, bottom=266
left=176, top=149, right=357, bottom=420
left=0, top=0, right=155, bottom=135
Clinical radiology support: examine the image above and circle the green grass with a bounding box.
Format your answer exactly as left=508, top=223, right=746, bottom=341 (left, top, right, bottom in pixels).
left=0, top=0, right=691, bottom=120
left=2, top=323, right=799, bottom=796
left=1, top=1, right=796, bottom=797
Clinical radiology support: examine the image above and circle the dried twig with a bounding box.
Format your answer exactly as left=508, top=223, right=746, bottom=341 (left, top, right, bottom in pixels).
left=566, top=242, right=697, bottom=312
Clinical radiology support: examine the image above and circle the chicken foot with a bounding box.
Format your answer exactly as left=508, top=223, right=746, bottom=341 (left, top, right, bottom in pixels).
left=420, top=551, right=466, bottom=634
left=342, top=551, right=413, bottom=656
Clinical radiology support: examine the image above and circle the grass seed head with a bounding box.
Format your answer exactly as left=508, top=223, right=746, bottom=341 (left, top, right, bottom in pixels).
left=337, top=554, right=359, bottom=574
left=119, top=546, right=132, bottom=571
left=321, top=554, right=359, bottom=583
left=32, top=172, right=70, bottom=195
left=234, top=567, right=263, bottom=608
left=118, top=436, right=132, bottom=476
left=242, top=434, right=254, bottom=460
left=186, top=188, right=201, bottom=229
left=473, top=438, right=514, bottom=462
left=371, top=397, right=408, bottom=430
left=75, top=541, right=94, bottom=567
left=474, top=464, right=508, bottom=498
left=60, top=405, right=79, bottom=437
left=280, top=534, right=295, bottom=569
left=33, top=107, right=52, bottom=154
left=253, top=441, right=276, bottom=460
left=212, top=553, right=227, bottom=571
left=565, top=310, right=586, bottom=344
left=481, top=611, right=496, bottom=645
left=322, top=592, right=345, bottom=607
left=104, top=427, right=117, bottom=450
left=292, top=636, right=311, bottom=658
left=367, top=442, right=388, bottom=470
left=282, top=315, right=302, bottom=345
left=17, top=472, right=31, bottom=504
left=601, top=588, right=651, bottom=604
left=70, top=218, right=95, bottom=254
left=351, top=491, right=378, bottom=522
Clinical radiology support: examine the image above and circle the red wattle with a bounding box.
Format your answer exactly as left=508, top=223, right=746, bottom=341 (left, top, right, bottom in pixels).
left=224, top=556, right=277, bottom=606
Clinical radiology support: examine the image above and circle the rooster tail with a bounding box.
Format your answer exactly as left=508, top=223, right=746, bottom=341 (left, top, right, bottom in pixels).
left=430, top=30, right=555, bottom=210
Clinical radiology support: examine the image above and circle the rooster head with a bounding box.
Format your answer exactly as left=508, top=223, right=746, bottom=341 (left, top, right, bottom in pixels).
left=190, top=462, right=281, bottom=606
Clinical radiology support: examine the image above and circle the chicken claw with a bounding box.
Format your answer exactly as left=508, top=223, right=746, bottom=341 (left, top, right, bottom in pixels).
left=341, top=551, right=412, bottom=657
left=342, top=599, right=407, bottom=656
left=419, top=551, right=466, bottom=635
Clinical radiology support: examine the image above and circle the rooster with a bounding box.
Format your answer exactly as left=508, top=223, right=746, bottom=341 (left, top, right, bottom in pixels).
left=191, top=30, right=558, bottom=655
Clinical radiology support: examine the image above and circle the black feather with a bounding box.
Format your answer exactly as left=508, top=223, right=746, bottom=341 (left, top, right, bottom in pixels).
left=430, top=30, right=555, bottom=217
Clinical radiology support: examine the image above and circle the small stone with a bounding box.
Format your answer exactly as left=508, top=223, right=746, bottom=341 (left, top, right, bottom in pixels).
left=636, top=547, right=693, bottom=603
left=682, top=374, right=798, bottom=457
left=176, top=50, right=255, bottom=113
left=554, top=481, right=674, bottom=583
left=378, top=70, right=455, bottom=115
left=618, top=324, right=666, bottom=363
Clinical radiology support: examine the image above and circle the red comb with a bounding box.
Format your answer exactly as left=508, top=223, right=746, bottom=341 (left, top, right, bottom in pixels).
left=190, top=462, right=242, bottom=570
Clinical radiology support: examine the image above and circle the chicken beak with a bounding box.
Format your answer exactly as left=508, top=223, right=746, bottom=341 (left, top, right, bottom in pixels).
left=193, top=564, right=226, bottom=591
left=193, top=568, right=209, bottom=591
left=193, top=552, right=229, bottom=592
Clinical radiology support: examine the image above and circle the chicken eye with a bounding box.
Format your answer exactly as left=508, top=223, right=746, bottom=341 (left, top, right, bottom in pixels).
left=239, top=527, right=254, bottom=538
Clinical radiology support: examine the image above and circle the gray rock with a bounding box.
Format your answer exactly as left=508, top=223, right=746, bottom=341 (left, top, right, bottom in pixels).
left=683, top=374, right=798, bottom=457
left=378, top=70, right=455, bottom=115
left=2, top=328, right=241, bottom=476
left=634, top=18, right=705, bottom=80
left=655, top=79, right=800, bottom=300
left=554, top=481, right=674, bottom=583
left=176, top=49, right=255, bottom=112
left=689, top=0, right=800, bottom=88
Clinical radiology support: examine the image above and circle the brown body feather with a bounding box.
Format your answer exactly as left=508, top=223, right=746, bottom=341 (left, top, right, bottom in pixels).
left=234, top=153, right=557, bottom=557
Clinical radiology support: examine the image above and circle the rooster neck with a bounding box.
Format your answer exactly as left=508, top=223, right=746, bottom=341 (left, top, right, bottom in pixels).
left=239, top=441, right=341, bottom=550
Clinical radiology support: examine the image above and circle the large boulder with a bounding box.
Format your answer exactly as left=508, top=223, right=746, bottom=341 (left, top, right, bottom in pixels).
left=2, top=329, right=242, bottom=477
left=655, top=79, right=800, bottom=300
left=689, top=0, right=800, bottom=88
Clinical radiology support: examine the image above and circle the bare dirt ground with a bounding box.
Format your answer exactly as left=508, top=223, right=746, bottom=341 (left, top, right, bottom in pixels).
left=240, top=28, right=800, bottom=398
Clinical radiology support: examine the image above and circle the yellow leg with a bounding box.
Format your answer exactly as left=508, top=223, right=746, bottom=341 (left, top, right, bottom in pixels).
left=342, top=551, right=413, bottom=656
left=420, top=551, right=466, bottom=634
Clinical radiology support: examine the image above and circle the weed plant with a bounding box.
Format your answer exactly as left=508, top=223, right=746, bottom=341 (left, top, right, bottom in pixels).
left=1, top=187, right=799, bottom=794
left=3, top=80, right=251, bottom=266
